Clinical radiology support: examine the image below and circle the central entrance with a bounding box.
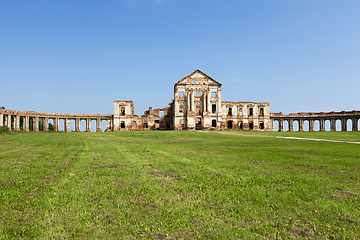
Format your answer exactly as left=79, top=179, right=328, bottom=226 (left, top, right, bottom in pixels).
left=195, top=118, right=202, bottom=130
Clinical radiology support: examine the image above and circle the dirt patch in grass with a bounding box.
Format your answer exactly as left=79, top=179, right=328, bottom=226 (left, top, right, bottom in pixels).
left=88, top=163, right=123, bottom=169
left=43, top=173, right=60, bottom=185
left=151, top=169, right=186, bottom=180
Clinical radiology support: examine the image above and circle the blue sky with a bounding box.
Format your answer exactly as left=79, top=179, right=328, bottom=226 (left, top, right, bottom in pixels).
left=1, top=0, right=359, bottom=116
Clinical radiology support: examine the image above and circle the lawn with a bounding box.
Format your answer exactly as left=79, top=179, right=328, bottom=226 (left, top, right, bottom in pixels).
left=0, top=130, right=359, bottom=239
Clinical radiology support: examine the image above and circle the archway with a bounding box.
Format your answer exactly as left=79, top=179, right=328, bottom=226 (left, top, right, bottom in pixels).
left=102, top=120, right=109, bottom=131
left=249, top=121, right=253, bottom=130
left=80, top=119, right=87, bottom=132
left=59, top=119, right=65, bottom=132
left=91, top=120, right=97, bottom=132
left=347, top=119, right=352, bottom=131
left=336, top=119, right=341, bottom=131
left=69, top=119, right=76, bottom=132
left=196, top=118, right=202, bottom=130
left=227, top=120, right=233, bottom=129
left=283, top=120, right=289, bottom=132
left=325, top=120, right=331, bottom=131
left=293, top=120, right=299, bottom=131
left=274, top=120, right=279, bottom=132
left=314, top=120, right=320, bottom=131
left=238, top=121, right=243, bottom=130
left=303, top=120, right=309, bottom=131
left=48, top=119, right=55, bottom=131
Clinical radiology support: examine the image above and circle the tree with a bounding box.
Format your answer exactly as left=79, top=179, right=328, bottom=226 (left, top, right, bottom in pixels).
left=1, top=106, right=5, bottom=110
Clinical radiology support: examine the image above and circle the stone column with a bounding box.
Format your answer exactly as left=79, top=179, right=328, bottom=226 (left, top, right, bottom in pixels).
left=0, top=113, right=3, bottom=127
left=320, top=119, right=325, bottom=131
left=191, top=91, right=195, bottom=114
left=270, top=119, right=274, bottom=131
left=341, top=118, right=347, bottom=132
left=207, top=91, right=211, bottom=112
left=54, top=118, right=59, bottom=132
left=299, top=119, right=304, bottom=131
left=352, top=118, right=358, bottom=131
left=75, top=119, right=80, bottom=132
left=65, top=118, right=70, bottom=132
left=217, top=90, right=222, bottom=114
left=24, top=116, right=29, bottom=132
left=187, top=91, right=191, bottom=112
left=43, top=117, right=49, bottom=132
left=15, top=115, right=20, bottom=131
left=34, top=117, right=39, bottom=132
left=288, top=119, right=294, bottom=132
left=309, top=119, right=314, bottom=131
left=97, top=118, right=102, bottom=132
left=86, top=119, right=91, bottom=132
left=278, top=119, right=284, bottom=132
left=7, top=114, right=12, bottom=130
left=108, top=119, right=113, bottom=131
left=330, top=119, right=336, bottom=131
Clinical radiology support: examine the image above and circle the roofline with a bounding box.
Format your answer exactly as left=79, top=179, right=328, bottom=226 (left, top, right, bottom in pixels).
left=174, top=69, right=222, bottom=86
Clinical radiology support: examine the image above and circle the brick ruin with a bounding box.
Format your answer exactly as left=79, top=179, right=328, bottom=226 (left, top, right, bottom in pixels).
left=1, top=69, right=359, bottom=132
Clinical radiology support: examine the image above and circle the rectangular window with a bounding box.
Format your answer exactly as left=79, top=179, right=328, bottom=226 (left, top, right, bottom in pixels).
left=212, top=104, right=216, bottom=113
left=212, top=92, right=216, bottom=97
left=121, top=121, right=125, bottom=128
left=228, top=107, right=232, bottom=116
left=249, top=108, right=253, bottom=116
left=179, top=92, right=184, bottom=97
left=260, top=108, right=264, bottom=116
left=144, top=122, right=148, bottom=128
left=120, top=107, right=125, bottom=116
left=212, top=120, right=216, bottom=127
left=195, top=92, right=201, bottom=97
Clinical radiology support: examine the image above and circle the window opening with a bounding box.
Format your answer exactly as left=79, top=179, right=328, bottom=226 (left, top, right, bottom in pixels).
left=228, top=107, right=232, bottom=116
left=260, top=122, right=264, bottom=129
left=195, top=92, right=201, bottom=97
left=144, top=121, right=148, bottom=129
left=179, top=92, right=184, bottom=97
left=159, top=110, right=164, bottom=117
left=212, top=120, right=217, bottom=127
left=196, top=102, right=201, bottom=115
left=212, top=92, right=216, bottom=97
left=155, top=120, right=160, bottom=123
left=121, top=121, right=125, bottom=129
left=249, top=108, right=253, bottom=116
left=212, top=104, right=216, bottom=114
left=249, top=122, right=254, bottom=130
left=239, top=121, right=243, bottom=129
left=260, top=108, right=264, bottom=116
left=193, top=79, right=196, bottom=84
left=120, top=107, right=125, bottom=116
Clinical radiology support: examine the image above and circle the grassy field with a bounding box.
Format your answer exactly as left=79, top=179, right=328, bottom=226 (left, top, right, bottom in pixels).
left=0, top=130, right=359, bottom=239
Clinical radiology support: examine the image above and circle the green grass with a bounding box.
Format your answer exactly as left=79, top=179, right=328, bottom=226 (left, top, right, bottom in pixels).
left=0, top=130, right=359, bottom=239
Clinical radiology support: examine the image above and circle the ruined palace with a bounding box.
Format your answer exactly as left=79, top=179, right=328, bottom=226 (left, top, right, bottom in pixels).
left=113, top=69, right=270, bottom=131
left=1, top=69, right=359, bottom=132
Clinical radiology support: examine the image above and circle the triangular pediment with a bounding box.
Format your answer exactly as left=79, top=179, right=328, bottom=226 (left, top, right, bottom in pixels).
left=175, top=69, right=222, bottom=86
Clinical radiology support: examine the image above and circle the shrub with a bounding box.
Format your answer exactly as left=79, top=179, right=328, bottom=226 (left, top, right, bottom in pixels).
left=0, top=126, right=10, bottom=134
